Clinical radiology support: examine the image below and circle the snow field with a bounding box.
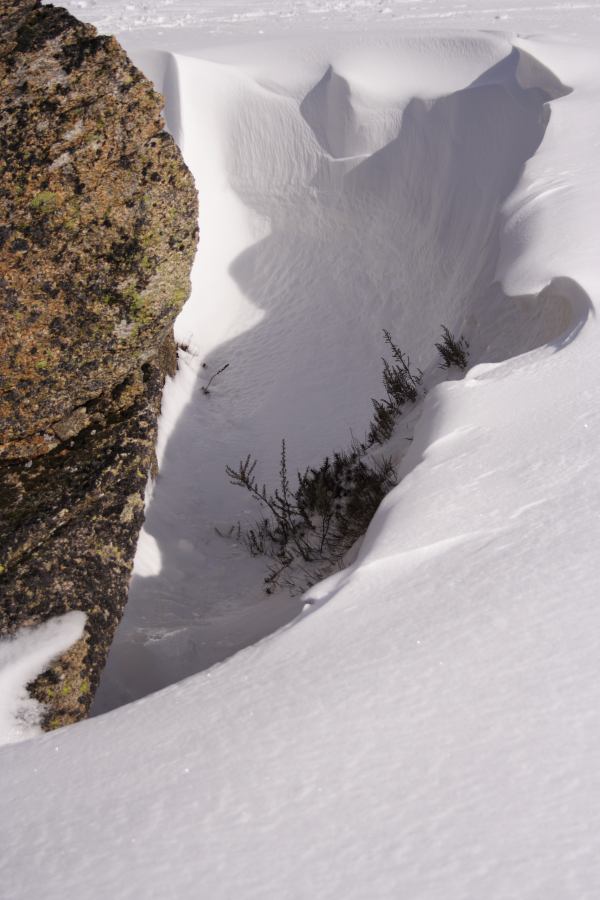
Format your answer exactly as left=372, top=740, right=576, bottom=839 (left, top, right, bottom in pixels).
left=65, top=0, right=600, bottom=42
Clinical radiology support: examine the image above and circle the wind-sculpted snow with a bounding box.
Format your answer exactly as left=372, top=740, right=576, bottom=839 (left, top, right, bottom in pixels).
left=88, top=34, right=587, bottom=713
left=5, top=5, right=600, bottom=896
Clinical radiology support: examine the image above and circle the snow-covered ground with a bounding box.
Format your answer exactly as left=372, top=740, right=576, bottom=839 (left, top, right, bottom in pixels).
left=63, top=0, right=600, bottom=39
left=2, top=0, right=600, bottom=896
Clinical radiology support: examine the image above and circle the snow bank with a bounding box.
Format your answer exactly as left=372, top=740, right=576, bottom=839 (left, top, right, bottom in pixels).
left=0, top=612, right=86, bottom=745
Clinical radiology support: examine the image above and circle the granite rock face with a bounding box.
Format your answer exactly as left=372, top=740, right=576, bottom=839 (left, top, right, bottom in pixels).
left=0, top=0, right=198, bottom=727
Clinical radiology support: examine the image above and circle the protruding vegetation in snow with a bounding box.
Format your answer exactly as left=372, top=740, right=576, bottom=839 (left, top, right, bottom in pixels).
left=227, top=327, right=467, bottom=593
left=435, top=326, right=470, bottom=370
left=368, top=329, right=424, bottom=445
left=201, top=362, right=230, bottom=395
left=227, top=438, right=397, bottom=593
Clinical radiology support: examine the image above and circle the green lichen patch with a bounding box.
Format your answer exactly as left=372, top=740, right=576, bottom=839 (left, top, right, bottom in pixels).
left=29, top=190, right=58, bottom=214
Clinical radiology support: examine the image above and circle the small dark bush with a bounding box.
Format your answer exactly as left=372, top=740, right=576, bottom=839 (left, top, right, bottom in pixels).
left=368, top=399, right=397, bottom=445
left=226, top=324, right=468, bottom=594
left=226, top=440, right=396, bottom=593
left=435, top=326, right=469, bottom=370
left=367, top=330, right=423, bottom=445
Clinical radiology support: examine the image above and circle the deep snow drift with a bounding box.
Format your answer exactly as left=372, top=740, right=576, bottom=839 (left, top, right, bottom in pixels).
left=94, top=31, right=578, bottom=713
left=3, top=1, right=600, bottom=897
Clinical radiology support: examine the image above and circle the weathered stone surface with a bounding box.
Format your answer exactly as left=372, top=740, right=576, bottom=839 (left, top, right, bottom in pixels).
left=0, top=0, right=198, bottom=727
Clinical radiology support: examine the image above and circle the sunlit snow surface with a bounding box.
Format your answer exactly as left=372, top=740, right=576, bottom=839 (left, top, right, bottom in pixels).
left=3, top=0, right=600, bottom=897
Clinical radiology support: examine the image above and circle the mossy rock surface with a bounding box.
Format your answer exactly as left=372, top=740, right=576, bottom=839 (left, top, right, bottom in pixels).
left=0, top=0, right=198, bottom=727
left=0, top=0, right=197, bottom=459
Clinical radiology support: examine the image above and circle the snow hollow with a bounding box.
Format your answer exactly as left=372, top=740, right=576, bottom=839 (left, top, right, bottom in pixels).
left=91, top=32, right=582, bottom=713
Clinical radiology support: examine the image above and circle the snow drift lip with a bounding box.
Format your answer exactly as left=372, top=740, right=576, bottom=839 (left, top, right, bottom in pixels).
left=543, top=277, right=593, bottom=350
left=514, top=46, right=573, bottom=100
left=299, top=63, right=379, bottom=160
left=222, top=42, right=579, bottom=370
left=470, top=276, right=593, bottom=368
left=470, top=45, right=571, bottom=101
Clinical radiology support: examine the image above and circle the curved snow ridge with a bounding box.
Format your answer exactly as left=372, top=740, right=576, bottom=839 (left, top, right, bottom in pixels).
left=469, top=275, right=592, bottom=368
left=514, top=46, right=572, bottom=99
left=470, top=44, right=571, bottom=101
left=304, top=527, right=502, bottom=611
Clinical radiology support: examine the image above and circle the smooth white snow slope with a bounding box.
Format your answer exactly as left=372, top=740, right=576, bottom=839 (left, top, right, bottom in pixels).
left=3, top=1, right=600, bottom=897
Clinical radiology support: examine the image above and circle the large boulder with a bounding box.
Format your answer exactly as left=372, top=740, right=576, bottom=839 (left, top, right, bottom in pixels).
left=0, top=0, right=198, bottom=728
